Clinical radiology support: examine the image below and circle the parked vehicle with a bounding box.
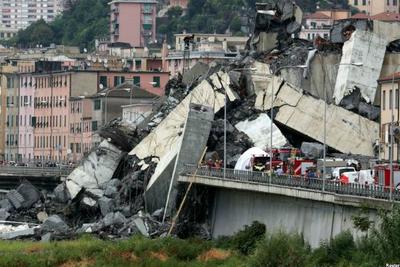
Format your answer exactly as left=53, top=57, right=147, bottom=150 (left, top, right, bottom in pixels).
left=332, top=167, right=356, bottom=181
left=374, top=164, right=400, bottom=190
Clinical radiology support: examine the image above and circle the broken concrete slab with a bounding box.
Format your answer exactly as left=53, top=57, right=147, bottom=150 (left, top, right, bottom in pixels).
left=130, top=72, right=236, bottom=213
left=334, top=30, right=387, bottom=104
left=0, top=225, right=35, bottom=240
left=0, top=209, right=10, bottom=220
left=53, top=182, right=70, bottom=203
left=133, top=217, right=149, bottom=237
left=42, top=215, right=69, bottom=233
left=65, top=140, right=124, bottom=199
left=99, top=197, right=115, bottom=217
left=0, top=199, right=13, bottom=212
left=37, top=211, right=48, bottom=223
left=164, top=103, right=214, bottom=216
left=256, top=78, right=379, bottom=156
left=6, top=190, right=24, bottom=210
left=182, top=62, right=209, bottom=86
left=235, top=113, right=287, bottom=149
left=15, top=181, right=40, bottom=209
left=103, top=212, right=126, bottom=227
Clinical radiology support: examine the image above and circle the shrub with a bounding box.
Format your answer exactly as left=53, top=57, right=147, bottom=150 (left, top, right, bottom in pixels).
left=216, top=221, right=266, bottom=255
left=248, top=232, right=309, bottom=267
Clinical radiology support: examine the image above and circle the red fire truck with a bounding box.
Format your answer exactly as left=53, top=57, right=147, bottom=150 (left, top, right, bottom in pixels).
left=374, top=164, right=400, bottom=190
left=251, top=147, right=316, bottom=175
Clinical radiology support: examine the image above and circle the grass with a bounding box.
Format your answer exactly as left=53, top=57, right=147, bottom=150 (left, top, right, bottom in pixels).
left=0, top=235, right=243, bottom=267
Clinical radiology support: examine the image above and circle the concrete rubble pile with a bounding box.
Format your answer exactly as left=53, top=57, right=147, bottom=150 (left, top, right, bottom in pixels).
left=3, top=0, right=400, bottom=241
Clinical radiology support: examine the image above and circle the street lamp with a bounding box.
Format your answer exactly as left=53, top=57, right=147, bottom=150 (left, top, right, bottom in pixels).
left=270, top=65, right=307, bottom=183
left=226, top=67, right=257, bottom=178
left=389, top=66, right=400, bottom=202
left=100, top=88, right=134, bottom=124
left=77, top=96, right=86, bottom=160
left=40, top=100, right=48, bottom=167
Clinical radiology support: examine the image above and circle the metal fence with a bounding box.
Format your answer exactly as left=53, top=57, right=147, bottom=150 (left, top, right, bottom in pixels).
left=181, top=165, right=400, bottom=202
left=0, top=166, right=72, bottom=177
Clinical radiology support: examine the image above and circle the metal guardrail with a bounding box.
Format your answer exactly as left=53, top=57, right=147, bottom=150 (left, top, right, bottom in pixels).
left=181, top=165, right=400, bottom=201
left=0, top=166, right=73, bottom=177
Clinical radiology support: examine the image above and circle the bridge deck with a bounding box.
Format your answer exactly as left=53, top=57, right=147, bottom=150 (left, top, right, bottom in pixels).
left=179, top=165, right=400, bottom=208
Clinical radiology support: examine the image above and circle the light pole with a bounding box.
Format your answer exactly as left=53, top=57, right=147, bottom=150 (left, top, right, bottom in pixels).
left=270, top=65, right=307, bottom=183
left=101, top=88, right=133, bottom=124
left=40, top=100, right=48, bottom=168
left=227, top=68, right=257, bottom=177
left=77, top=96, right=85, bottom=160
left=389, top=67, right=400, bottom=202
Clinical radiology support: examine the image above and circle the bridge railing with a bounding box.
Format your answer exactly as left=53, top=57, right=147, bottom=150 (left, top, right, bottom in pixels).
left=181, top=165, right=400, bottom=201
left=0, top=166, right=73, bottom=177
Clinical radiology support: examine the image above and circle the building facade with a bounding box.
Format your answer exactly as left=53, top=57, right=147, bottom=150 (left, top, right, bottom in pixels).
left=379, top=72, right=400, bottom=161
left=349, top=0, right=399, bottom=16
left=109, top=0, right=157, bottom=47
left=299, top=10, right=351, bottom=41
left=33, top=70, right=70, bottom=163
left=0, top=0, right=63, bottom=40
left=18, top=69, right=35, bottom=162
left=164, top=33, right=247, bottom=76
left=169, top=0, right=188, bottom=9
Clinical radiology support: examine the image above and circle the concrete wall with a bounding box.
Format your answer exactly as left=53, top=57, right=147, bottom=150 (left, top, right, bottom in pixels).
left=211, top=188, right=379, bottom=248
left=70, top=72, right=98, bottom=98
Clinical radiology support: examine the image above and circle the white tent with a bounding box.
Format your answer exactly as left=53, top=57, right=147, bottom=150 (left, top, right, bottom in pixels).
left=234, top=147, right=268, bottom=171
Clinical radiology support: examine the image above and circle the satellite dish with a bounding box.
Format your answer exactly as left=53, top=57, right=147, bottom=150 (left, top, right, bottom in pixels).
left=87, top=55, right=92, bottom=61
left=104, top=58, right=108, bottom=64
left=99, top=84, right=104, bottom=90
left=122, top=59, right=125, bottom=63
left=83, top=48, right=88, bottom=53
left=99, top=58, right=103, bottom=63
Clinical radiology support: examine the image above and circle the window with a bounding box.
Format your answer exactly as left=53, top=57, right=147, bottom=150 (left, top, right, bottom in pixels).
left=133, top=76, right=141, bottom=86
left=387, top=0, right=390, bottom=5
left=99, top=76, right=107, bottom=88
left=94, top=99, right=101, bottom=110
left=354, top=0, right=358, bottom=5
left=135, top=60, right=142, bottom=70
left=92, top=121, right=98, bottom=131
left=362, top=0, right=366, bottom=5
left=113, top=76, right=124, bottom=86
left=394, top=0, right=398, bottom=5
left=383, top=90, right=386, bottom=110
left=153, top=76, right=160, bottom=88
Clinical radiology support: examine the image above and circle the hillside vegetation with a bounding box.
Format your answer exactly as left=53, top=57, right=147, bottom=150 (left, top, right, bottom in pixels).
left=4, top=0, right=349, bottom=49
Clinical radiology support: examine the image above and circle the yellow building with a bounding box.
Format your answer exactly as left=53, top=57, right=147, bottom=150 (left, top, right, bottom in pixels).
left=349, top=0, right=399, bottom=16
left=0, top=64, right=18, bottom=161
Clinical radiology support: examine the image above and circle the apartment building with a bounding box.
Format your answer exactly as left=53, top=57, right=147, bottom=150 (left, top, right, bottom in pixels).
left=0, top=0, right=63, bottom=40
left=164, top=33, right=248, bottom=76
left=379, top=72, right=400, bottom=161
left=109, top=0, right=157, bottom=47
left=349, top=0, right=399, bottom=16
left=299, top=10, right=351, bottom=41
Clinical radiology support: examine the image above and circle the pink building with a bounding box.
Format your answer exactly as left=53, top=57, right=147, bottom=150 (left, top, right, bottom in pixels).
left=109, top=0, right=157, bottom=47
left=18, top=72, right=35, bottom=162
left=33, top=71, right=70, bottom=162
left=170, top=0, right=188, bottom=9
left=68, top=97, right=93, bottom=163
left=96, top=70, right=169, bottom=96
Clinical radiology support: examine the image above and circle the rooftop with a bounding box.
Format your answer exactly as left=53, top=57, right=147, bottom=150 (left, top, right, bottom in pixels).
left=371, top=12, right=400, bottom=22
left=378, top=72, right=400, bottom=83
left=305, top=12, right=331, bottom=20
